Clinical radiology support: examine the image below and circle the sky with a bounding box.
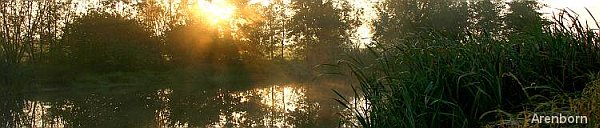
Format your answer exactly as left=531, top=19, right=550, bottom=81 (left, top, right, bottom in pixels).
left=541, top=0, right=600, bottom=29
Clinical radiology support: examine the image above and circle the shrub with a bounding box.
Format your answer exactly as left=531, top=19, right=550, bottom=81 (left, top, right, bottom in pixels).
left=62, top=11, right=163, bottom=72
left=335, top=8, right=600, bottom=127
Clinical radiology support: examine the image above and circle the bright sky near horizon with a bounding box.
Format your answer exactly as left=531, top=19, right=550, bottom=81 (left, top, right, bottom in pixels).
left=68, top=0, right=599, bottom=45
left=541, top=0, right=600, bottom=29
left=353, top=0, right=600, bottom=45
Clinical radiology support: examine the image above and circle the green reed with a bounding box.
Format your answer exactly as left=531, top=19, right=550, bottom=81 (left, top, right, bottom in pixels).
left=334, top=9, right=600, bottom=127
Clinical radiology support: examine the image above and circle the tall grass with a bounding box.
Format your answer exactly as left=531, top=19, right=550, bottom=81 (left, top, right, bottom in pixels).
left=334, top=9, right=600, bottom=127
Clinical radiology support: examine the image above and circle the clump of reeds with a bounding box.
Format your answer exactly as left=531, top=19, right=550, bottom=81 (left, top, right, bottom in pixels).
left=334, top=8, right=600, bottom=127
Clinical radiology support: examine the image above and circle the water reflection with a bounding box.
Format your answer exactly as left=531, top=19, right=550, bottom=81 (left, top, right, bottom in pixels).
left=1, top=84, right=329, bottom=127
left=338, top=96, right=370, bottom=127
left=154, top=88, right=189, bottom=127
left=14, top=100, right=66, bottom=127
left=217, top=85, right=320, bottom=127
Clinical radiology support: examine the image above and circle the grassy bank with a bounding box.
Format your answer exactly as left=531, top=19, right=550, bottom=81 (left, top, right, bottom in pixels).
left=335, top=9, right=600, bottom=127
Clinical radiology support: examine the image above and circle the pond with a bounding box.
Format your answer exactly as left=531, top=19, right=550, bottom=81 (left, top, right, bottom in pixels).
left=1, top=83, right=359, bottom=127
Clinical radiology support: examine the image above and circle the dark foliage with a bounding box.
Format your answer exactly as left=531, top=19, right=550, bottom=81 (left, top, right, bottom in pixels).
left=62, top=12, right=163, bottom=72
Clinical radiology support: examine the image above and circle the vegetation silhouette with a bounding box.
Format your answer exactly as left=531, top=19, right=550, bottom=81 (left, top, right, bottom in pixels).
left=333, top=0, right=600, bottom=127
left=0, top=0, right=599, bottom=127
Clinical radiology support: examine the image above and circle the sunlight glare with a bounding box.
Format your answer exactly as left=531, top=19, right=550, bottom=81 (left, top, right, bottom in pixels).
left=197, top=0, right=237, bottom=24
left=249, top=0, right=271, bottom=6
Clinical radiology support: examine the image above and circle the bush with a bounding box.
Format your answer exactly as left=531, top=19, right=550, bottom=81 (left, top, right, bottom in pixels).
left=62, top=11, right=163, bottom=72
left=335, top=9, right=600, bottom=127
left=574, top=74, right=600, bottom=126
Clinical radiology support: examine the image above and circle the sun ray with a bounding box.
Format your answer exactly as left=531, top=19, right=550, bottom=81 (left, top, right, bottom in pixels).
left=196, top=0, right=237, bottom=24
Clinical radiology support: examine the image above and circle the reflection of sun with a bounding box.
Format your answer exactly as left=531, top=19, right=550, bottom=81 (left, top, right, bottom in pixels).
left=229, top=84, right=314, bottom=127
left=196, top=0, right=236, bottom=24
left=249, top=0, right=271, bottom=6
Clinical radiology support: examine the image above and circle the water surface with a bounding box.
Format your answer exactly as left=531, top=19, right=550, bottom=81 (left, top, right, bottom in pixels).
left=1, top=83, right=349, bottom=127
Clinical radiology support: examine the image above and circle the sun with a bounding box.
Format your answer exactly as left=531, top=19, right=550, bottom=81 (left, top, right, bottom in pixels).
left=196, top=0, right=236, bottom=24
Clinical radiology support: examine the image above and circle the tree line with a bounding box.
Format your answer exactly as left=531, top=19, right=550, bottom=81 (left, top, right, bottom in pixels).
left=2, top=0, right=598, bottom=126
left=0, top=0, right=358, bottom=84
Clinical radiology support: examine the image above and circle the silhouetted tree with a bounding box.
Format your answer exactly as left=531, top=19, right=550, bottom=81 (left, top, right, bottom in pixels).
left=289, top=0, right=355, bottom=65
left=63, top=12, right=162, bottom=72
left=468, top=0, right=504, bottom=40
left=375, top=0, right=470, bottom=45
left=505, top=0, right=549, bottom=42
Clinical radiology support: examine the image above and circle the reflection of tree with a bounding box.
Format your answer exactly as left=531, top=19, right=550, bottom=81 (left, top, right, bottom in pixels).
left=59, top=91, right=157, bottom=127
left=1, top=94, right=27, bottom=127
left=167, top=88, right=220, bottom=127
left=288, top=102, right=320, bottom=127
left=1, top=84, right=327, bottom=127
left=1, top=89, right=158, bottom=127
